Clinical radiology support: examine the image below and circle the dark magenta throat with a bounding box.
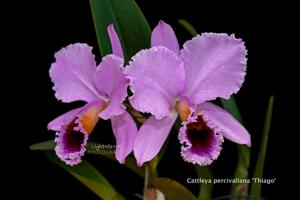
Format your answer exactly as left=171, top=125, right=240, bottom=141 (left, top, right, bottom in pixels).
left=187, top=115, right=214, bottom=150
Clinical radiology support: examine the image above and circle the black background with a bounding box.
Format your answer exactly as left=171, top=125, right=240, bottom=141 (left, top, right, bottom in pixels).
left=5, top=0, right=293, bottom=199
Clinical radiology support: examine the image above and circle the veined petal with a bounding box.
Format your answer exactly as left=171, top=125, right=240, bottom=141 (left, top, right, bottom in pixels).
left=94, top=55, right=128, bottom=120
left=53, top=101, right=106, bottom=165
left=179, top=109, right=223, bottom=165
left=198, top=102, right=251, bottom=146
left=50, top=43, right=104, bottom=103
left=111, top=111, right=138, bottom=164
left=126, top=47, right=185, bottom=119
left=48, top=107, right=82, bottom=131
left=181, top=33, right=247, bottom=104
left=134, top=111, right=178, bottom=166
left=151, top=20, right=180, bottom=54
left=107, top=24, right=124, bottom=58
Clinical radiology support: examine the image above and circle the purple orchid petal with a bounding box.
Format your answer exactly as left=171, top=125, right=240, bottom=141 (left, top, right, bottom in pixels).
left=126, top=47, right=185, bottom=119
left=179, top=108, right=224, bottom=165
left=50, top=43, right=105, bottom=103
left=48, top=107, right=82, bottom=131
left=151, top=20, right=180, bottom=54
left=94, top=55, right=128, bottom=120
left=180, top=33, right=247, bottom=105
left=107, top=24, right=124, bottom=58
left=111, top=111, right=138, bottom=164
left=198, top=102, right=251, bottom=146
left=134, top=111, right=178, bottom=166
left=54, top=101, right=105, bottom=165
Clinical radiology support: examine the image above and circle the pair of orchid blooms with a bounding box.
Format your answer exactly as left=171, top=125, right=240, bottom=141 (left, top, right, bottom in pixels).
left=48, top=21, right=251, bottom=167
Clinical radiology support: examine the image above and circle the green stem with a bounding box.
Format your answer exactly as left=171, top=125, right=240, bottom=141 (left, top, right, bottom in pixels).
left=144, top=157, right=159, bottom=189
left=143, top=158, right=159, bottom=199
left=144, top=165, right=150, bottom=191
left=195, top=166, right=213, bottom=200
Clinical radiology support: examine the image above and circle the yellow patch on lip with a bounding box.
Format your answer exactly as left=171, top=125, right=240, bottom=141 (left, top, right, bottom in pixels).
left=176, top=100, right=191, bottom=121
left=79, top=102, right=108, bottom=135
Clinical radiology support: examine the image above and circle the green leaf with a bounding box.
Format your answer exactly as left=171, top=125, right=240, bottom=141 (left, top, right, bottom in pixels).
left=221, top=97, right=251, bottom=199
left=29, top=140, right=54, bottom=150
left=45, top=151, right=125, bottom=200
left=250, top=96, right=274, bottom=198
left=89, top=0, right=151, bottom=62
left=195, top=166, right=213, bottom=200
left=152, top=178, right=198, bottom=200
left=178, top=19, right=198, bottom=37
left=220, top=97, right=243, bottom=123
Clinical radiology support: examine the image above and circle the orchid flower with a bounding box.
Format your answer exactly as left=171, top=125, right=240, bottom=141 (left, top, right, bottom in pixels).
left=126, top=21, right=251, bottom=166
left=47, top=25, right=137, bottom=165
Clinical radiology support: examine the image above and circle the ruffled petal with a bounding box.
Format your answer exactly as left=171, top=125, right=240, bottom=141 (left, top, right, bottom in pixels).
left=54, top=101, right=105, bottom=165
left=134, top=111, right=178, bottom=166
left=55, top=121, right=88, bottom=166
left=198, top=102, right=251, bottom=146
left=50, top=43, right=104, bottom=103
left=94, top=55, right=128, bottom=119
left=111, top=111, right=138, bottom=164
left=179, top=108, right=223, bottom=165
left=47, top=107, right=82, bottom=131
left=126, top=47, right=185, bottom=119
left=107, top=24, right=124, bottom=58
left=151, top=20, right=180, bottom=54
left=181, top=33, right=247, bottom=104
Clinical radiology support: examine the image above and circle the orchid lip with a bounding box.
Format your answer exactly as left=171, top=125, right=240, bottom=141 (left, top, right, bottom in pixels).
left=55, top=120, right=88, bottom=166
left=179, top=111, right=223, bottom=166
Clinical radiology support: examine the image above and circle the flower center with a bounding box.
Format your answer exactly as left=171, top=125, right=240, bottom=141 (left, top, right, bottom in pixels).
left=63, top=122, right=85, bottom=153
left=175, top=99, right=191, bottom=121
left=186, top=115, right=213, bottom=150
left=79, top=102, right=108, bottom=134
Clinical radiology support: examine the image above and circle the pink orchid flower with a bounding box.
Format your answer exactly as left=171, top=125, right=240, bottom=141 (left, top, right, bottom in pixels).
left=47, top=25, right=137, bottom=165
left=126, top=21, right=251, bottom=166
